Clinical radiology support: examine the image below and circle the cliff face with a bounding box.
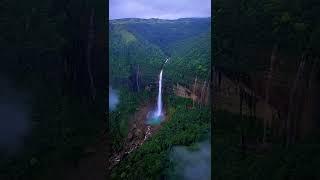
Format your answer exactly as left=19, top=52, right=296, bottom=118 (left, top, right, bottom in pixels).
left=173, top=78, right=210, bottom=106
left=213, top=69, right=276, bottom=125
left=214, top=48, right=320, bottom=143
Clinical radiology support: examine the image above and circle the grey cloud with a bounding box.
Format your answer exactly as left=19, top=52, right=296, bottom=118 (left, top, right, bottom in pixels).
left=169, top=140, right=211, bottom=180
left=110, top=0, right=211, bottom=20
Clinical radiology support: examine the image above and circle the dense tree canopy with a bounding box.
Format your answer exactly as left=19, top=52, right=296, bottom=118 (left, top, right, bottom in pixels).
left=111, top=96, right=210, bottom=179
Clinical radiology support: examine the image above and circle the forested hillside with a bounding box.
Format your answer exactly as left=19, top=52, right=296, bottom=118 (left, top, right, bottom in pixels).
left=111, top=18, right=210, bottom=54
left=109, top=23, right=165, bottom=86
left=166, top=31, right=211, bottom=85
left=109, top=18, right=211, bottom=88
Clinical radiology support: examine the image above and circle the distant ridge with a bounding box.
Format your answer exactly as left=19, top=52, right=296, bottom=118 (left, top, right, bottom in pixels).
left=109, top=17, right=211, bottom=24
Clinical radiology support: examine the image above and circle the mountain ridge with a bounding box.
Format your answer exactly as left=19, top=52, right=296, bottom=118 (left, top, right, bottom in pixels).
left=109, top=17, right=211, bottom=87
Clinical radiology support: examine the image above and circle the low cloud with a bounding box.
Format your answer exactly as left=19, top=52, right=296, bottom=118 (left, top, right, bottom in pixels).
left=169, top=140, right=211, bottom=180
left=109, top=86, right=119, bottom=111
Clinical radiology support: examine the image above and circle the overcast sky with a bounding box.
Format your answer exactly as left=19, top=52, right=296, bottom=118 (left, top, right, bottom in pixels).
left=109, top=0, right=211, bottom=20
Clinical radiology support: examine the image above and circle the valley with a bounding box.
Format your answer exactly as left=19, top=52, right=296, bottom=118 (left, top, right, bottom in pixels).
left=109, top=17, right=211, bottom=179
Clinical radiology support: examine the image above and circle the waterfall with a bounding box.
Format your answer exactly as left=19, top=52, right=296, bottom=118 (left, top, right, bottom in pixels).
left=155, top=70, right=163, bottom=117
left=147, top=58, right=169, bottom=125
left=154, top=58, right=169, bottom=117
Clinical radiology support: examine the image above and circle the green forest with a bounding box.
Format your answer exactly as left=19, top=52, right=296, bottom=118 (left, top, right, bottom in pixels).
left=109, top=18, right=211, bottom=179
left=109, top=18, right=211, bottom=86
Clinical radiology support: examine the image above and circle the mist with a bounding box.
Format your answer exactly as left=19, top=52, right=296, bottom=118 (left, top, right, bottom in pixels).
left=0, top=77, right=30, bottom=155
left=169, top=140, right=211, bottom=180
left=109, top=86, right=119, bottom=111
